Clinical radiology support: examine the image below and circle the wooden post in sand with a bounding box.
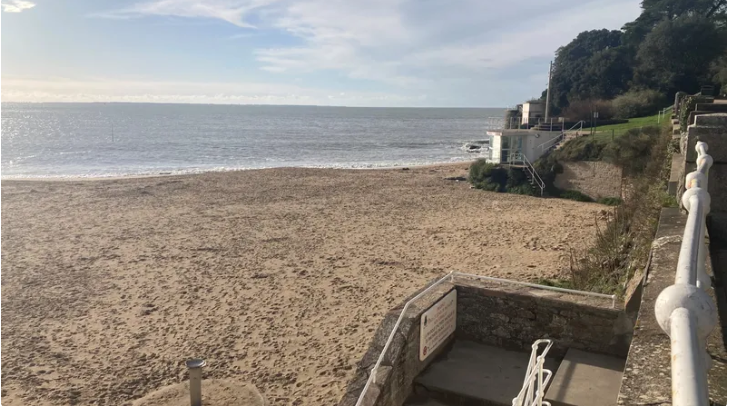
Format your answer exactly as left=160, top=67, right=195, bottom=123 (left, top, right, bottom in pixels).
left=186, top=359, right=206, bottom=406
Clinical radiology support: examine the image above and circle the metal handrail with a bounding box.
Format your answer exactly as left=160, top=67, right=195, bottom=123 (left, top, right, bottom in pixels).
left=654, top=141, right=718, bottom=406
left=512, top=339, right=554, bottom=406
left=535, top=121, right=583, bottom=155
left=508, top=153, right=546, bottom=196
left=354, top=272, right=616, bottom=406
left=536, top=133, right=564, bottom=153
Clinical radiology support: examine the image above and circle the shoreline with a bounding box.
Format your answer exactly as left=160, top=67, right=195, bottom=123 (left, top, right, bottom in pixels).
left=0, top=160, right=480, bottom=183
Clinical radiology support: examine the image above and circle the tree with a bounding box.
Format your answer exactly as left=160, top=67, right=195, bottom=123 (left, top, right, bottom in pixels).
left=633, top=15, right=726, bottom=94
left=549, top=30, right=624, bottom=112
left=581, top=47, right=634, bottom=99
left=623, top=0, right=726, bottom=46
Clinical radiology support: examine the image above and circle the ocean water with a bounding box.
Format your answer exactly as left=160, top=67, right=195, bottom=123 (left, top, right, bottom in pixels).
left=1, top=103, right=502, bottom=178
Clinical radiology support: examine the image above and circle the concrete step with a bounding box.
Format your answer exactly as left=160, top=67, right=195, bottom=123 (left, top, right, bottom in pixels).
left=696, top=103, right=727, bottom=113
left=688, top=110, right=715, bottom=127
left=694, top=113, right=728, bottom=128
left=414, top=340, right=559, bottom=406
left=544, top=348, right=625, bottom=406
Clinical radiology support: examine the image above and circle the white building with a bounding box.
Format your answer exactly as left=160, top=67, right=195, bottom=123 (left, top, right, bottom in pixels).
left=521, top=101, right=546, bottom=125
left=486, top=128, right=563, bottom=164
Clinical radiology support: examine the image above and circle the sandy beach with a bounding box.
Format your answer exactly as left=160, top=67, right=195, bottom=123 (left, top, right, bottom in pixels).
left=1, top=164, right=604, bottom=406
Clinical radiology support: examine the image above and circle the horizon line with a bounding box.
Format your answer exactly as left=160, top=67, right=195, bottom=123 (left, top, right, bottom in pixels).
left=0, top=100, right=508, bottom=109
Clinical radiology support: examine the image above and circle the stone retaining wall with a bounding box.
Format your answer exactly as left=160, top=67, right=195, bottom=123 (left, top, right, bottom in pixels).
left=456, top=282, right=633, bottom=358
left=339, top=277, right=634, bottom=406
left=554, top=161, right=623, bottom=200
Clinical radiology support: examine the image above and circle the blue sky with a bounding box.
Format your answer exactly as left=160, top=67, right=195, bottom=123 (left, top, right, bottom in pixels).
left=2, top=0, right=642, bottom=107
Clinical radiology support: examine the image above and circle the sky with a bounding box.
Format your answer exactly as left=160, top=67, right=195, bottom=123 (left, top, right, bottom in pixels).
left=1, top=0, right=643, bottom=107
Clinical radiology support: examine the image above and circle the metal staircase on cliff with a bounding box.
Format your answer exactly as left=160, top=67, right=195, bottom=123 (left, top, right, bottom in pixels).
left=506, top=153, right=545, bottom=196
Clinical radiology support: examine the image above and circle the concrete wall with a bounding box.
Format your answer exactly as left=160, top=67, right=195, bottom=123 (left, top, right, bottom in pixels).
left=339, top=278, right=634, bottom=406
left=337, top=280, right=455, bottom=406
left=678, top=113, right=727, bottom=216
left=554, top=161, right=623, bottom=199
left=456, top=283, right=633, bottom=358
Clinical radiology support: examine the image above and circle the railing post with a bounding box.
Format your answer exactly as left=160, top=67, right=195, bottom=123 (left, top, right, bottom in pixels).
left=186, top=359, right=206, bottom=406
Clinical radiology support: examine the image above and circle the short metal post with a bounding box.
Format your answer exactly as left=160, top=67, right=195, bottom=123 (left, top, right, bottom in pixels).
left=186, top=359, right=206, bottom=406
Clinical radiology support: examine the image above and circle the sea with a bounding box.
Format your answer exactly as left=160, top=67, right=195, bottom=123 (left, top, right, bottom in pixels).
left=1, top=103, right=503, bottom=179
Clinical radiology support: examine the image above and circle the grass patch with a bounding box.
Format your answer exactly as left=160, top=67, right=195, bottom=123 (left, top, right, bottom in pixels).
left=553, top=125, right=663, bottom=163
left=592, top=114, right=665, bottom=132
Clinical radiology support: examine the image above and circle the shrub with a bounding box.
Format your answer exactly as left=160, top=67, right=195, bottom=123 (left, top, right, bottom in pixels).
left=552, top=137, right=606, bottom=161
left=561, top=99, right=615, bottom=121
left=568, top=124, right=671, bottom=294
left=468, top=159, right=493, bottom=183
left=506, top=167, right=527, bottom=188
left=600, top=126, right=660, bottom=175
left=559, top=190, right=594, bottom=202
left=468, top=159, right=507, bottom=192
left=612, top=89, right=667, bottom=118
left=506, top=183, right=535, bottom=196
left=597, top=197, right=622, bottom=206
left=469, top=160, right=537, bottom=196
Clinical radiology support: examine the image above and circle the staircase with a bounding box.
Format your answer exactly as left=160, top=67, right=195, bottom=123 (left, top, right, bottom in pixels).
left=534, top=121, right=584, bottom=156
left=404, top=341, right=626, bottom=406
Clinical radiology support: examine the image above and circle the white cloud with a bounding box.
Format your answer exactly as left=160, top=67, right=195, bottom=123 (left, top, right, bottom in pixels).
left=26, top=0, right=643, bottom=106
left=95, top=0, right=640, bottom=92
left=1, top=0, right=35, bottom=13
left=93, top=0, right=277, bottom=28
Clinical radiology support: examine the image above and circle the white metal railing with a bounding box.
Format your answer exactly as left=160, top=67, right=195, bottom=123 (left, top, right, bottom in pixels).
left=654, top=141, right=718, bottom=406
left=658, top=105, right=673, bottom=123
left=536, top=132, right=565, bottom=154
left=507, top=153, right=546, bottom=196
left=512, top=339, right=554, bottom=406
left=354, top=272, right=616, bottom=406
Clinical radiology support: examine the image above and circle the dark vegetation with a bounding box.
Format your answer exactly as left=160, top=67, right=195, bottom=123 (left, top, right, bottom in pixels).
left=533, top=125, right=675, bottom=295
left=564, top=125, right=674, bottom=295
left=540, top=0, right=726, bottom=119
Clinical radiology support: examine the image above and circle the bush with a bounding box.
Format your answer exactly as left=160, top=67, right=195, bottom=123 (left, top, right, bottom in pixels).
left=559, top=190, right=594, bottom=202
left=612, top=89, right=667, bottom=118
left=552, top=137, right=606, bottom=161
left=600, top=126, right=660, bottom=175
left=506, top=183, right=535, bottom=196
left=568, top=124, right=671, bottom=294
left=561, top=99, right=615, bottom=121
left=597, top=197, right=622, bottom=206
left=468, top=159, right=507, bottom=192
left=469, top=160, right=537, bottom=196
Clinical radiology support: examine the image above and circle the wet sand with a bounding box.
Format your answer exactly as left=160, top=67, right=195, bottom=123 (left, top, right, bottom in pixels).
left=1, top=164, right=604, bottom=405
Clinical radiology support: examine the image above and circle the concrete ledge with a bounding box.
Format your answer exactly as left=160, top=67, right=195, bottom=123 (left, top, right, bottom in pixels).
left=668, top=153, right=683, bottom=196
left=686, top=114, right=728, bottom=164
left=696, top=103, right=728, bottom=113
left=617, top=208, right=727, bottom=405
